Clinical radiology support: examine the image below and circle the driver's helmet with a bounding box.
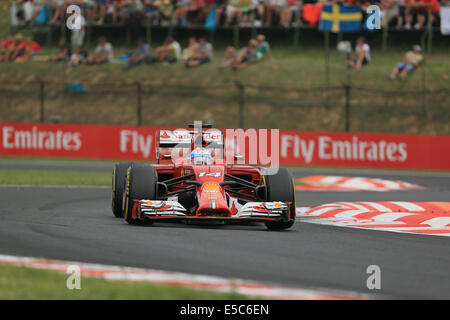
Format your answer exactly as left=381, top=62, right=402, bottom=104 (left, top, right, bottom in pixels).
left=190, top=147, right=213, bottom=165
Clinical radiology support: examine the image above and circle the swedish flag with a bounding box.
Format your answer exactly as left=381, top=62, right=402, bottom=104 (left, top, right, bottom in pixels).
left=319, top=4, right=362, bottom=33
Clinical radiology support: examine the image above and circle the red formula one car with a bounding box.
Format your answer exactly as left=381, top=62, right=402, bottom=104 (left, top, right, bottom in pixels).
left=111, top=124, right=296, bottom=230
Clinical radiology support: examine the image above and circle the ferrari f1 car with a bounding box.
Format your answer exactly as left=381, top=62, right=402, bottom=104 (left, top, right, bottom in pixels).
left=111, top=124, right=296, bottom=230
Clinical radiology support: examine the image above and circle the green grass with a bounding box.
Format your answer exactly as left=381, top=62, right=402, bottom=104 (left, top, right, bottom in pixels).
left=0, top=169, right=111, bottom=186
left=0, top=47, right=448, bottom=133
left=0, top=264, right=247, bottom=299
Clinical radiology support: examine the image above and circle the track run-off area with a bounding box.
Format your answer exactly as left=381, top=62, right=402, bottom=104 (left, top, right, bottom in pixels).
left=0, top=159, right=449, bottom=299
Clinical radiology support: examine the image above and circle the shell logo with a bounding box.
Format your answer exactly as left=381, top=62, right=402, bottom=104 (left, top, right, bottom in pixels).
left=202, top=182, right=220, bottom=191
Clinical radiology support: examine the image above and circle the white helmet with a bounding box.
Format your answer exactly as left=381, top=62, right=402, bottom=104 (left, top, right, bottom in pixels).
left=190, top=147, right=213, bottom=165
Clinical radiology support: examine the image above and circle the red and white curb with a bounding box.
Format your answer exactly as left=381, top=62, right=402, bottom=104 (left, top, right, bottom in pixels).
left=0, top=254, right=373, bottom=300
left=295, top=175, right=423, bottom=192
left=297, top=201, right=450, bottom=237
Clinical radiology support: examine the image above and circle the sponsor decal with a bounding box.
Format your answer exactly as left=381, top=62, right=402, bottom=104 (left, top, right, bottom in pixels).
left=2, top=125, right=81, bottom=151
left=202, top=182, right=220, bottom=192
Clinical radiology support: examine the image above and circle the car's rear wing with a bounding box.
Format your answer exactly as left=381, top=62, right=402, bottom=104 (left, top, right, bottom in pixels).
left=156, top=128, right=224, bottom=163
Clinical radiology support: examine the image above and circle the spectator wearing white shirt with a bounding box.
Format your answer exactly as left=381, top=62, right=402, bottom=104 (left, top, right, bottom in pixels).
left=87, top=37, right=114, bottom=64
left=348, top=37, right=370, bottom=70
left=71, top=11, right=86, bottom=47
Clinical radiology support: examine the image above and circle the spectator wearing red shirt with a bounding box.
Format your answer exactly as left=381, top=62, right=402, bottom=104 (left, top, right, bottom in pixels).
left=6, top=34, right=26, bottom=62
left=411, top=0, right=440, bottom=28
left=19, top=37, right=41, bottom=62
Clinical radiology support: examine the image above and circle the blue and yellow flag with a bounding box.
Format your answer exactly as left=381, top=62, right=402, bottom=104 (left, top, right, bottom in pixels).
left=319, top=4, right=362, bottom=33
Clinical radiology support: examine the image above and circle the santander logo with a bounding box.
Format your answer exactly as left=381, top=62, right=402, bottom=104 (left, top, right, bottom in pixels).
left=2, top=126, right=82, bottom=151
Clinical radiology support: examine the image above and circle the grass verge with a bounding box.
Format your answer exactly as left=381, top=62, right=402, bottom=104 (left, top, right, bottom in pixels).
left=0, top=264, right=247, bottom=299
left=0, top=169, right=111, bottom=186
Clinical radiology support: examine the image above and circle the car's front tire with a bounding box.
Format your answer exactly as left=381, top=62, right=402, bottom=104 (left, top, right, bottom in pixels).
left=111, top=162, right=132, bottom=218
left=123, top=163, right=158, bottom=224
left=263, top=168, right=296, bottom=230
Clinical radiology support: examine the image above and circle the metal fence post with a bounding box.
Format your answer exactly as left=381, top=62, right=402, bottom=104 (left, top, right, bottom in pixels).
left=136, top=82, right=142, bottom=126
left=39, top=81, right=45, bottom=123
left=235, top=81, right=245, bottom=128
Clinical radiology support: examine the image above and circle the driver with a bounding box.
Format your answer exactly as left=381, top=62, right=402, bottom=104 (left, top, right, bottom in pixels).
left=190, top=147, right=214, bottom=165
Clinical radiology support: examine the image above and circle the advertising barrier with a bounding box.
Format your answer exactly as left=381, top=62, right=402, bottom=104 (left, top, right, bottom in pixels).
left=1, top=122, right=449, bottom=171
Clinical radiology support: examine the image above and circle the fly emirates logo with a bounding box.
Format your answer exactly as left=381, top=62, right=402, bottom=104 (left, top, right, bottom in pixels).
left=281, top=135, right=407, bottom=163
left=2, top=126, right=82, bottom=151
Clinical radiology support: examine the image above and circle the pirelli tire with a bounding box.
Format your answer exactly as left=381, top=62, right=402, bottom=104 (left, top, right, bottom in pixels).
left=263, top=168, right=296, bottom=230
left=123, top=163, right=158, bottom=225
left=111, top=162, right=132, bottom=218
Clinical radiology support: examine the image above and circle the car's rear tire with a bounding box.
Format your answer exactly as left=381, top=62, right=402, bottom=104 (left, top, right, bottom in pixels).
left=111, top=162, right=132, bottom=218
left=263, top=168, right=296, bottom=230
left=123, top=163, right=158, bottom=224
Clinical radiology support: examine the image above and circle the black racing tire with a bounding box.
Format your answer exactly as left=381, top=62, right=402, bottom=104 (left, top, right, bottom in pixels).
left=111, top=162, right=132, bottom=218
left=123, top=163, right=158, bottom=224
left=263, top=168, right=296, bottom=230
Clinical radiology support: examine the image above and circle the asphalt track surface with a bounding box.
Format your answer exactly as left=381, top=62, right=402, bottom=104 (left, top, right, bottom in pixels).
left=1, top=159, right=450, bottom=299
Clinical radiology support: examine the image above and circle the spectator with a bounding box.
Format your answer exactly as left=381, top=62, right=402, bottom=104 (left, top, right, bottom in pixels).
left=254, top=34, right=271, bottom=61
left=7, top=33, right=27, bottom=62
left=154, top=37, right=181, bottom=63
left=410, top=0, right=440, bottom=29
left=396, top=0, right=412, bottom=28
left=220, top=38, right=258, bottom=70
left=71, top=10, right=86, bottom=47
left=2, top=36, right=13, bottom=61
left=185, top=36, right=213, bottom=67
left=172, top=0, right=190, bottom=26
left=182, top=36, right=199, bottom=63
left=144, top=0, right=162, bottom=23
left=266, top=0, right=286, bottom=27
left=224, top=0, right=241, bottom=26
left=187, top=0, right=206, bottom=24
left=93, top=0, right=108, bottom=24
left=125, top=38, right=151, bottom=69
left=389, top=45, right=423, bottom=79
left=348, top=36, right=370, bottom=70
left=142, top=0, right=172, bottom=24
left=67, top=45, right=89, bottom=67
left=112, top=0, right=122, bottom=23
left=17, top=37, right=41, bottom=61
left=49, top=0, right=65, bottom=24
left=50, top=38, right=72, bottom=62
left=237, top=0, right=254, bottom=26
left=87, top=37, right=114, bottom=64
left=381, top=0, right=400, bottom=28
left=281, top=0, right=302, bottom=27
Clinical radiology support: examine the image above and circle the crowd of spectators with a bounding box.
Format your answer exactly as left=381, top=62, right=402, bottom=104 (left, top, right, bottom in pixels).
left=0, top=33, right=41, bottom=62
left=10, top=0, right=448, bottom=30
left=1, top=27, right=423, bottom=83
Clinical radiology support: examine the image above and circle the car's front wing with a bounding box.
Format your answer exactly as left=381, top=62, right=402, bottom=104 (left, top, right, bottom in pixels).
left=129, top=200, right=293, bottom=223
